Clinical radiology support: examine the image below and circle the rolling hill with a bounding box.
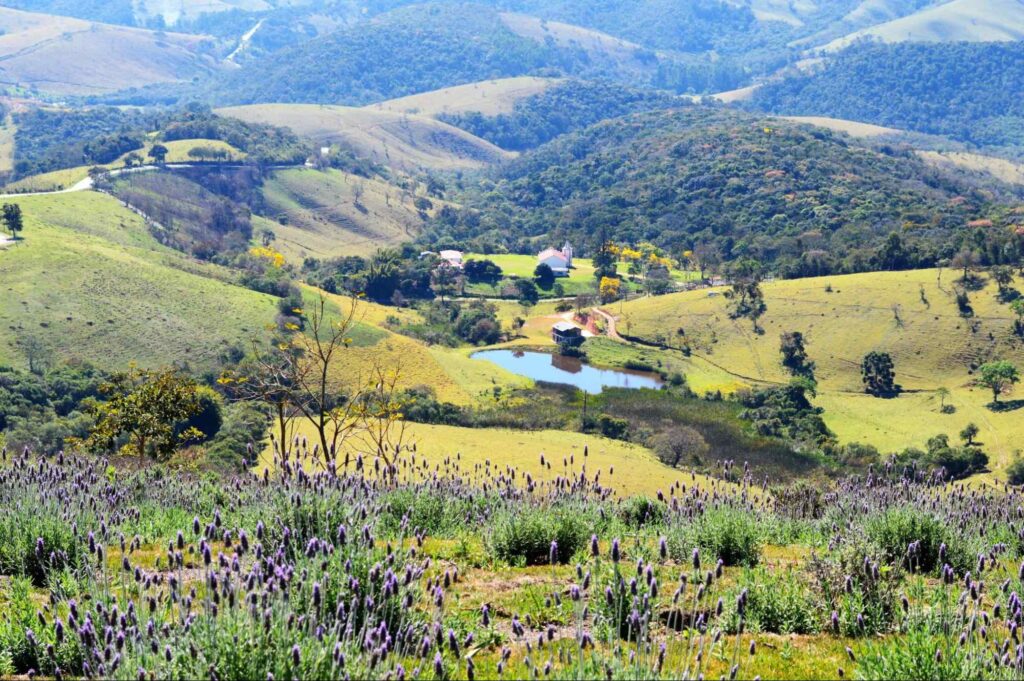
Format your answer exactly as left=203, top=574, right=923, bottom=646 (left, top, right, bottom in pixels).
left=373, top=76, right=562, bottom=118
left=258, top=167, right=439, bottom=260
left=435, top=79, right=685, bottom=151
left=217, top=104, right=512, bottom=171
left=820, top=0, right=1024, bottom=51
left=433, top=107, right=1010, bottom=271
left=750, top=40, right=1024, bottom=159
left=613, top=267, right=1024, bottom=470
left=0, top=191, right=277, bottom=371
left=0, top=7, right=220, bottom=95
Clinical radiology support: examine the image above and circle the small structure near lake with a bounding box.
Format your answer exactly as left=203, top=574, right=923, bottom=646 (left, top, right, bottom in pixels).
left=552, top=321, right=584, bottom=347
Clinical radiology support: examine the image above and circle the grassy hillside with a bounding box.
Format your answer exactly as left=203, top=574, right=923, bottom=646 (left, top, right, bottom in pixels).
left=259, top=168, right=432, bottom=260
left=318, top=291, right=528, bottom=405
left=269, top=420, right=724, bottom=498
left=614, top=268, right=1024, bottom=470
left=0, top=113, right=14, bottom=175
left=437, top=107, right=1005, bottom=271
left=0, top=7, right=218, bottom=95
left=0, top=191, right=277, bottom=371
left=917, top=151, right=1024, bottom=187
left=821, top=0, right=1024, bottom=51
left=218, top=104, right=511, bottom=171
left=374, top=76, right=561, bottom=117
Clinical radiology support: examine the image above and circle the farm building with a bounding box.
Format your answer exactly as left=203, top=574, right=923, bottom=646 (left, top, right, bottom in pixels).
left=438, top=250, right=464, bottom=269
left=552, top=321, right=584, bottom=347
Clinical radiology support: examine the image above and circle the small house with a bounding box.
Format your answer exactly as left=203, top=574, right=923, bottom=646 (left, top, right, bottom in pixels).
left=439, top=250, right=464, bottom=269
left=552, top=321, right=584, bottom=347
left=537, top=242, right=574, bottom=277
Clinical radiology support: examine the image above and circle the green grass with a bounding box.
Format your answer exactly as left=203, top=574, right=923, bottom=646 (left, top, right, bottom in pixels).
left=2, top=166, right=91, bottom=193
left=316, top=291, right=527, bottom=405
left=0, top=192, right=277, bottom=371
left=614, top=268, right=1024, bottom=471
left=462, top=253, right=696, bottom=299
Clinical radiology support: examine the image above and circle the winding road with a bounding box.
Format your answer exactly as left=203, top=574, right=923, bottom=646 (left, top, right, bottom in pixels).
left=0, top=162, right=308, bottom=200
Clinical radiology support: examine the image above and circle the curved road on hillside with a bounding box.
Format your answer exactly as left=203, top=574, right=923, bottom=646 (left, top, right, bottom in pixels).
left=0, top=162, right=307, bottom=199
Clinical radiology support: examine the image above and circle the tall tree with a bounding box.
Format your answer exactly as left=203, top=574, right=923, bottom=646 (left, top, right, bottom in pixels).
left=978, top=361, right=1020, bottom=404
left=148, top=144, right=169, bottom=165
left=2, top=203, right=23, bottom=238
left=862, top=351, right=898, bottom=397
left=779, top=331, right=815, bottom=380
left=951, top=248, right=981, bottom=283
left=84, top=367, right=203, bottom=460
left=726, top=258, right=766, bottom=332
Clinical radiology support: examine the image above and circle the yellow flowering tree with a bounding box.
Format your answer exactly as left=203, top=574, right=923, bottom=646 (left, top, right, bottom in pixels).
left=600, top=276, right=622, bottom=303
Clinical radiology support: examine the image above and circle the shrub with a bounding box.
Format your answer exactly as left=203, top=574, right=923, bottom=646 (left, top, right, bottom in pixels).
left=724, top=567, right=819, bottom=634
left=617, top=496, right=667, bottom=529
left=857, top=628, right=987, bottom=680
left=489, top=506, right=590, bottom=566
left=864, top=508, right=970, bottom=574
left=809, top=544, right=901, bottom=637
left=1008, top=456, right=1024, bottom=486
left=649, top=426, right=709, bottom=468
left=596, top=414, right=629, bottom=440
left=0, top=514, right=85, bottom=587
left=669, top=506, right=763, bottom=567
left=623, top=359, right=656, bottom=372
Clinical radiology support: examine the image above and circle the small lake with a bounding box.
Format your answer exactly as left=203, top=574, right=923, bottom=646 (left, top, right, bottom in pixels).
left=473, top=350, right=664, bottom=394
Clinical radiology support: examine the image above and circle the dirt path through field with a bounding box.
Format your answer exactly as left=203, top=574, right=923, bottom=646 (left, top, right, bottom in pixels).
left=591, top=307, right=623, bottom=340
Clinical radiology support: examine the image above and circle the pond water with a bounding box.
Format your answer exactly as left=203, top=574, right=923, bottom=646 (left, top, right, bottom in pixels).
left=473, top=350, right=664, bottom=394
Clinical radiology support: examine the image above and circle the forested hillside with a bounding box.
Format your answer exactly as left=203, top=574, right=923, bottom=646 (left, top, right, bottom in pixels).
left=430, top=108, right=1022, bottom=275
left=7, top=106, right=309, bottom=181
left=438, top=80, right=684, bottom=151
left=197, top=4, right=575, bottom=106
left=751, top=41, right=1024, bottom=159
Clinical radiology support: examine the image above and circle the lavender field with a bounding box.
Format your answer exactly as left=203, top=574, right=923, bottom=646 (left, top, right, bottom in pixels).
left=2, top=439, right=1024, bottom=680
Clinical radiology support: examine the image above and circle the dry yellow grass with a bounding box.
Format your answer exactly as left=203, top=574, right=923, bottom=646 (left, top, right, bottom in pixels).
left=261, top=420, right=732, bottom=498
left=820, top=0, right=1024, bottom=51
left=315, top=290, right=527, bottom=405
left=1, top=166, right=91, bottom=193
left=373, top=77, right=561, bottom=118
left=782, top=116, right=905, bottom=138
left=918, top=150, right=1024, bottom=186
left=0, top=7, right=214, bottom=95
left=258, top=168, right=429, bottom=260
left=217, top=104, right=512, bottom=172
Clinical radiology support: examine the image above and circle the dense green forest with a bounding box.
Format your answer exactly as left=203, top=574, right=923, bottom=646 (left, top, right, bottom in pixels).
left=11, top=107, right=156, bottom=179
left=100, top=3, right=756, bottom=106
left=439, top=80, right=684, bottom=150
left=184, top=4, right=592, bottom=106
left=751, top=42, right=1024, bottom=159
left=160, top=108, right=310, bottom=164
left=8, top=106, right=309, bottom=180
left=429, top=108, right=1023, bottom=275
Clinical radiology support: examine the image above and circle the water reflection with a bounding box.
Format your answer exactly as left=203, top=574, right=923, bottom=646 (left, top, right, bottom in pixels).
left=473, top=350, right=663, bottom=394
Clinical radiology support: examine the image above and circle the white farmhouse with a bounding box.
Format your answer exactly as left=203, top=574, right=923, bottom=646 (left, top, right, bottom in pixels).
left=439, top=250, right=464, bottom=269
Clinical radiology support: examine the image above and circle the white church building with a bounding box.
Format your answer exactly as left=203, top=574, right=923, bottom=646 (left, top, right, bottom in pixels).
left=537, top=242, right=574, bottom=277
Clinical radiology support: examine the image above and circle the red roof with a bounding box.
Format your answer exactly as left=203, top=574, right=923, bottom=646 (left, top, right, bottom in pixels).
left=538, top=248, right=568, bottom=263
